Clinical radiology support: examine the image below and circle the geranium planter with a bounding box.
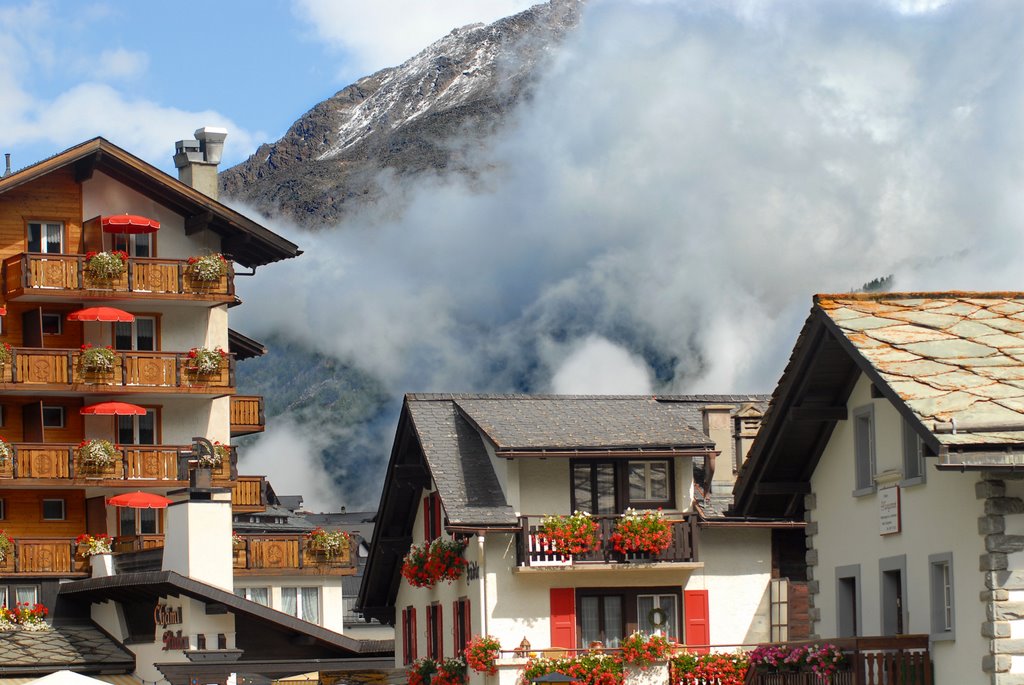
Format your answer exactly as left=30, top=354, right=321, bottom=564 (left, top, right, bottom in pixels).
left=90, top=553, right=114, bottom=577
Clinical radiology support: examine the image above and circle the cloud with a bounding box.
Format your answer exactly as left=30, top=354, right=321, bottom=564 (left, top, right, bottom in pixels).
left=548, top=336, right=654, bottom=394
left=93, top=48, right=150, bottom=80
left=292, top=0, right=540, bottom=77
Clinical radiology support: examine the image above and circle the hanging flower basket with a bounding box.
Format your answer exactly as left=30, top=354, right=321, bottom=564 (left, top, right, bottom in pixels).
left=79, top=344, right=117, bottom=373
left=610, top=508, right=672, bottom=556
left=76, top=439, right=119, bottom=472
left=75, top=533, right=112, bottom=557
left=401, top=538, right=467, bottom=587
left=305, top=527, right=351, bottom=560
left=537, top=510, right=600, bottom=555
left=186, top=254, right=229, bottom=282
left=186, top=346, right=228, bottom=375
left=84, top=251, right=128, bottom=280
left=465, top=635, right=501, bottom=675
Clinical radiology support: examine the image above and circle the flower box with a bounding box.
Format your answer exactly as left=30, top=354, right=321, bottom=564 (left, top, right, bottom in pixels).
left=401, top=538, right=467, bottom=587
left=611, top=509, right=672, bottom=556
left=537, top=510, right=601, bottom=556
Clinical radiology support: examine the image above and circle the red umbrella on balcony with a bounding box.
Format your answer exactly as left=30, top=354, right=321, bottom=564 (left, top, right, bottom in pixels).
left=101, top=214, right=160, bottom=234
left=80, top=401, right=148, bottom=416
left=106, top=491, right=172, bottom=509
left=67, top=306, right=135, bottom=323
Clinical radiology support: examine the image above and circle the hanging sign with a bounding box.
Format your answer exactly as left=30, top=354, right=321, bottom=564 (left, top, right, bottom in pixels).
left=879, top=486, right=901, bottom=535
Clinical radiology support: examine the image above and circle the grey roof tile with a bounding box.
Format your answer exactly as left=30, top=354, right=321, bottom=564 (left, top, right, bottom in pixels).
left=0, top=624, right=133, bottom=670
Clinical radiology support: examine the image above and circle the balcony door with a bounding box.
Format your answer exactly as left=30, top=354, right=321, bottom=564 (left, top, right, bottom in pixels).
left=22, top=308, right=42, bottom=348
left=113, top=317, right=156, bottom=351
left=572, top=461, right=618, bottom=514
left=22, top=402, right=43, bottom=443
left=117, top=409, right=157, bottom=445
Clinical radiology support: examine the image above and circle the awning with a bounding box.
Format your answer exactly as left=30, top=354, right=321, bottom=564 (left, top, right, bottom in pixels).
left=101, top=215, right=159, bottom=234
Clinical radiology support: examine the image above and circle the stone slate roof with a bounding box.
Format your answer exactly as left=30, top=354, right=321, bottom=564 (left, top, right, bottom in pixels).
left=233, top=504, right=316, bottom=533
left=819, top=293, right=1024, bottom=447
left=410, top=394, right=716, bottom=451
left=0, top=624, right=134, bottom=674
left=406, top=398, right=517, bottom=526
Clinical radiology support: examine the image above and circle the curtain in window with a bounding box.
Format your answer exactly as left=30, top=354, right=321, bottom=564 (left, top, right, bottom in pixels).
left=281, top=587, right=298, bottom=616
left=139, top=508, right=158, bottom=534
left=45, top=224, right=62, bottom=253
left=248, top=587, right=269, bottom=606
left=579, top=596, right=600, bottom=646
left=301, top=587, right=320, bottom=624
left=119, top=507, right=136, bottom=536
left=638, top=595, right=677, bottom=640
left=603, top=596, right=623, bottom=647
left=15, top=586, right=37, bottom=605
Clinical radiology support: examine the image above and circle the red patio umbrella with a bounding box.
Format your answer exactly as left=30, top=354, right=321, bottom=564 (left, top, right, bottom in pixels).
left=80, top=401, right=148, bottom=416
left=106, top=491, right=172, bottom=509
left=67, top=306, right=135, bottom=323
left=0, top=307, right=6, bottom=316
left=101, top=214, right=160, bottom=234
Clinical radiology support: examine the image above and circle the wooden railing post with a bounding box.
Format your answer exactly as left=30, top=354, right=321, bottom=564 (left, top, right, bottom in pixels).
left=518, top=515, right=529, bottom=567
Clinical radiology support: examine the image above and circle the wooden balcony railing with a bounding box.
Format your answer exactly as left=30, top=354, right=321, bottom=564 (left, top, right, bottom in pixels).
left=232, top=534, right=357, bottom=576
left=112, top=534, right=165, bottom=554
left=231, top=396, right=265, bottom=436
left=0, top=347, right=234, bottom=392
left=0, top=537, right=88, bottom=576
left=743, top=635, right=932, bottom=685
left=3, top=253, right=234, bottom=301
left=517, top=514, right=699, bottom=567
left=232, top=475, right=267, bottom=512
left=0, top=442, right=236, bottom=482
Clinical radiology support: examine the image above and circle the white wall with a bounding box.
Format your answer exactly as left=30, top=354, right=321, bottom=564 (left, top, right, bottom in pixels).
left=163, top=492, right=234, bottom=591
left=811, top=373, right=986, bottom=684
left=234, top=575, right=345, bottom=632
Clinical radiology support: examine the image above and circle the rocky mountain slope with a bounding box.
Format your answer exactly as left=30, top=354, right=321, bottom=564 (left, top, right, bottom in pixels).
left=221, top=0, right=581, bottom=228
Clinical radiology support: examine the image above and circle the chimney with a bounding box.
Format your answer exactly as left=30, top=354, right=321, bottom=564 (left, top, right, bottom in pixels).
left=162, top=482, right=234, bottom=591
left=173, top=127, right=228, bottom=200
left=702, top=404, right=737, bottom=493
left=3, top=154, right=10, bottom=178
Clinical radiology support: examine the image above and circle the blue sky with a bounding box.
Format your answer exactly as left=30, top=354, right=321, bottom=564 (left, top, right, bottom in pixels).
left=0, top=0, right=537, bottom=175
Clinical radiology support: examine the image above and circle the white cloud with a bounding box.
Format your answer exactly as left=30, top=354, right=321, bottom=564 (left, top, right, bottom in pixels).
left=549, top=336, right=653, bottom=394
left=93, top=48, right=150, bottom=80
left=292, top=0, right=540, bottom=76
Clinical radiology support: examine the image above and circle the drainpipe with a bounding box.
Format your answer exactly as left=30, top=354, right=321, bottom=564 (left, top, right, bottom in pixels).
left=478, top=532, right=488, bottom=637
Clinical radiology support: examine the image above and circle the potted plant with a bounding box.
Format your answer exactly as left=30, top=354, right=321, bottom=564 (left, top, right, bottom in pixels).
left=671, top=651, right=749, bottom=685
left=197, top=441, right=230, bottom=469
left=401, top=537, right=468, bottom=588
left=76, top=439, right=119, bottom=473
left=610, top=508, right=673, bottom=558
left=75, top=533, right=112, bottom=557
left=186, top=346, right=229, bottom=375
left=432, top=657, right=467, bottom=685
left=537, top=510, right=600, bottom=555
left=79, top=344, right=117, bottom=376
left=84, top=250, right=128, bottom=280
left=0, top=529, right=13, bottom=565
left=232, top=531, right=246, bottom=549
left=186, top=253, right=229, bottom=287
left=0, top=342, right=11, bottom=373
left=0, top=436, right=11, bottom=468
left=305, top=527, right=351, bottom=560
left=0, top=602, right=50, bottom=632
left=465, top=635, right=501, bottom=675
left=620, top=632, right=671, bottom=668
left=407, top=657, right=437, bottom=685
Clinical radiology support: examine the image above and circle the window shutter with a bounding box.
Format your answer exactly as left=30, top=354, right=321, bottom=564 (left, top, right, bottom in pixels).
left=463, top=598, right=472, bottom=650
left=424, top=496, right=431, bottom=541
left=684, top=590, right=710, bottom=654
left=437, top=604, right=444, bottom=658
left=550, top=588, right=576, bottom=649
left=411, top=607, right=418, bottom=660
left=402, top=608, right=409, bottom=664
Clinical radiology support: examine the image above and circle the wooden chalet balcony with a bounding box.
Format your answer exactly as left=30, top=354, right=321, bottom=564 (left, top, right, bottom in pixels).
left=516, top=514, right=699, bottom=568
left=112, top=534, right=165, bottom=554
left=233, top=534, right=357, bottom=576
left=0, top=442, right=235, bottom=483
left=0, top=537, right=89, bottom=576
left=232, top=475, right=267, bottom=513
left=0, top=347, right=235, bottom=394
left=231, top=395, right=265, bottom=436
left=3, top=252, right=234, bottom=304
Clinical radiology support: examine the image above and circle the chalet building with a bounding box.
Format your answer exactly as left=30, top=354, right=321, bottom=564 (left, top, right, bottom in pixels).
left=357, top=394, right=804, bottom=685
left=0, top=134, right=386, bottom=682
left=731, top=292, right=1024, bottom=685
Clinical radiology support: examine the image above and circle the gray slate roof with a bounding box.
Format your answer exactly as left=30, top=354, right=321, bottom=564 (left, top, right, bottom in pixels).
left=0, top=624, right=134, bottom=673
left=408, top=394, right=717, bottom=450
left=232, top=504, right=316, bottom=533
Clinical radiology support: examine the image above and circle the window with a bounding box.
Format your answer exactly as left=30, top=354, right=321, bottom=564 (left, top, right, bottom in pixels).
left=929, top=553, right=955, bottom=641
left=281, top=586, right=320, bottom=624
left=0, top=498, right=5, bottom=520
left=880, top=555, right=908, bottom=636
left=15, top=586, right=37, bottom=606
left=454, top=597, right=472, bottom=655
left=577, top=587, right=682, bottom=648
left=27, top=222, right=64, bottom=253
left=835, top=564, right=861, bottom=638
left=118, top=409, right=157, bottom=445
left=42, top=406, right=65, bottom=429
left=628, top=461, right=671, bottom=503
left=401, top=606, right=418, bottom=665
left=424, top=491, right=442, bottom=541
left=119, top=507, right=159, bottom=535
left=853, top=405, right=876, bottom=495
left=426, top=603, right=443, bottom=660
left=235, top=587, right=270, bottom=606
left=111, top=232, right=151, bottom=258
left=573, top=461, right=618, bottom=514
left=114, top=316, right=156, bottom=351
left=638, top=594, right=678, bottom=638
left=902, top=419, right=926, bottom=485
left=41, top=499, right=65, bottom=521
left=41, top=313, right=62, bottom=335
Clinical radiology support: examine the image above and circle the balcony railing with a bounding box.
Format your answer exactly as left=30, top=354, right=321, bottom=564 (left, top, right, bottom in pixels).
left=0, top=347, right=234, bottom=392
left=0, top=537, right=89, bottom=576
left=112, top=534, right=165, bottom=554
left=743, top=635, right=932, bottom=685
left=3, top=253, right=234, bottom=301
left=232, top=475, right=267, bottom=512
left=231, top=396, right=265, bottom=436
left=0, top=443, right=236, bottom=482
left=516, top=514, right=699, bottom=567
left=232, top=534, right=357, bottom=576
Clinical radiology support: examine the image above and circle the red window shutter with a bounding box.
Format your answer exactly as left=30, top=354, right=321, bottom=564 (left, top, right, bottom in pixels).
left=452, top=600, right=459, bottom=652
left=411, top=607, right=418, bottom=660
left=424, top=496, right=431, bottom=541
left=684, top=590, right=710, bottom=654
left=437, top=604, right=444, bottom=658
left=463, top=598, right=472, bottom=650
left=550, top=588, right=576, bottom=649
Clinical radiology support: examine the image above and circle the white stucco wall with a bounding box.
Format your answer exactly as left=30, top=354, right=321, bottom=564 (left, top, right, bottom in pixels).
left=163, top=493, right=234, bottom=591
left=127, top=595, right=236, bottom=683
left=234, top=575, right=345, bottom=632
left=811, top=373, right=986, bottom=684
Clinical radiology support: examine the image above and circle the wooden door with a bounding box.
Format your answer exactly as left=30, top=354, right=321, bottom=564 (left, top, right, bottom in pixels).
left=22, top=402, right=43, bottom=442
left=22, top=308, right=42, bottom=348
left=82, top=216, right=103, bottom=253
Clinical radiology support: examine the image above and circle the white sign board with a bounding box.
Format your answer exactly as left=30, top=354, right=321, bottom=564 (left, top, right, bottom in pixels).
left=879, top=486, right=901, bottom=535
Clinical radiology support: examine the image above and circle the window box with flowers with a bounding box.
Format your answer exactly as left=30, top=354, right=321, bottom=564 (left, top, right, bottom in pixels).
left=0, top=341, right=11, bottom=379
left=78, top=343, right=118, bottom=383
left=746, top=643, right=846, bottom=680
left=610, top=508, right=673, bottom=560
left=521, top=652, right=623, bottom=685
left=77, top=439, right=120, bottom=475
left=401, top=537, right=467, bottom=588
left=186, top=253, right=229, bottom=290
left=465, top=635, right=501, bottom=675
left=670, top=651, right=749, bottom=685
left=76, top=533, right=112, bottom=557
left=0, top=436, right=12, bottom=470
left=305, top=527, right=351, bottom=561
left=621, top=632, right=672, bottom=669
left=197, top=441, right=230, bottom=470
left=537, top=510, right=601, bottom=556
left=186, top=346, right=229, bottom=376
left=0, top=602, right=50, bottom=632
left=84, top=250, right=129, bottom=282
left=408, top=657, right=466, bottom=685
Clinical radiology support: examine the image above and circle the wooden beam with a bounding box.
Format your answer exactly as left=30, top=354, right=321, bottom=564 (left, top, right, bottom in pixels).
left=74, top=152, right=100, bottom=182
left=789, top=405, right=848, bottom=422
left=394, top=463, right=430, bottom=487
left=185, top=211, right=214, bottom=235
left=754, top=481, right=812, bottom=496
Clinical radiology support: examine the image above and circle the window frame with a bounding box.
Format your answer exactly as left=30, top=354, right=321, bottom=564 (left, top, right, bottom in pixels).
left=14, top=585, right=38, bottom=606
left=426, top=602, right=443, bottom=660
left=835, top=564, right=861, bottom=638
left=280, top=586, right=321, bottom=624
left=454, top=597, right=472, bottom=656
left=929, top=552, right=955, bottom=641
left=41, top=498, right=65, bottom=521
left=117, top=407, right=159, bottom=445
left=113, top=315, right=159, bottom=352
left=41, top=312, right=63, bottom=336
left=41, top=405, right=66, bottom=429
left=401, top=606, right=418, bottom=665
left=424, top=491, right=443, bottom=542
left=110, top=232, right=154, bottom=258
left=626, top=459, right=675, bottom=508
left=879, top=555, right=908, bottom=636
left=901, top=419, right=926, bottom=486
left=26, top=221, right=65, bottom=254
left=852, top=405, right=876, bottom=496
left=576, top=586, right=682, bottom=648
